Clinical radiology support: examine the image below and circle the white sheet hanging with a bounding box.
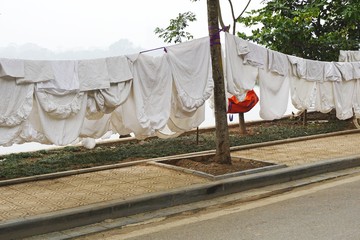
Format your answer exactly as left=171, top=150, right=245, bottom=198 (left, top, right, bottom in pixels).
left=37, top=60, right=80, bottom=94
left=288, top=55, right=306, bottom=79
left=78, top=58, right=110, bottom=91
left=332, top=80, right=355, bottom=120
left=16, top=60, right=54, bottom=84
left=166, top=37, right=213, bottom=115
left=334, top=62, right=355, bottom=81
left=121, top=53, right=172, bottom=138
left=0, top=77, right=33, bottom=127
left=106, top=56, right=133, bottom=83
left=339, top=50, right=360, bottom=62
left=314, top=81, right=335, bottom=113
left=87, top=81, right=132, bottom=118
left=31, top=90, right=88, bottom=146
left=259, top=69, right=290, bottom=120
left=0, top=58, right=25, bottom=78
left=224, top=33, right=258, bottom=101
left=236, top=36, right=267, bottom=69
left=254, top=48, right=289, bottom=120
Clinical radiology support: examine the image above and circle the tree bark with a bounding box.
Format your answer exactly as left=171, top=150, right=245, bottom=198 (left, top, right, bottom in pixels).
left=207, top=0, right=232, bottom=164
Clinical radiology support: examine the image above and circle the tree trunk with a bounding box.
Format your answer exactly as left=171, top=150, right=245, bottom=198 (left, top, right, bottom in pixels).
left=207, top=0, right=232, bottom=164
left=238, top=113, right=246, bottom=134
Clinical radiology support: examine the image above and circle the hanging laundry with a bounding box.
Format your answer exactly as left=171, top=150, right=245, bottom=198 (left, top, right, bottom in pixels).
left=334, top=62, right=355, bottom=81
left=314, top=81, right=335, bottom=113
left=339, top=50, right=360, bottom=62
left=16, top=60, right=54, bottom=84
left=78, top=58, right=110, bottom=91
left=324, top=62, right=342, bottom=82
left=227, top=90, right=258, bottom=114
left=37, top=60, right=80, bottom=94
left=224, top=33, right=258, bottom=101
left=332, top=80, right=355, bottom=120
left=287, top=55, right=307, bottom=79
left=31, top=89, right=88, bottom=146
left=106, top=56, right=133, bottom=83
left=0, top=77, right=34, bottom=146
left=236, top=36, right=267, bottom=69
left=120, top=53, right=172, bottom=138
left=0, top=58, right=25, bottom=78
left=259, top=49, right=290, bottom=120
left=166, top=37, right=213, bottom=115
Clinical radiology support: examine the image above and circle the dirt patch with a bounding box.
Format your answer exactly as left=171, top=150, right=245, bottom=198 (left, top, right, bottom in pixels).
left=165, top=157, right=274, bottom=176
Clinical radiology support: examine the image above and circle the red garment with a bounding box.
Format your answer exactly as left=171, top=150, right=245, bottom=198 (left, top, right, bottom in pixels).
left=227, top=90, right=259, bottom=113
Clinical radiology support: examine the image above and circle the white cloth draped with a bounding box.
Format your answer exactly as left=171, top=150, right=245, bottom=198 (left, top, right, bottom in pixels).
left=37, top=60, right=80, bottom=94
left=121, top=53, right=172, bottom=138
left=16, top=60, right=54, bottom=84
left=224, top=33, right=258, bottom=101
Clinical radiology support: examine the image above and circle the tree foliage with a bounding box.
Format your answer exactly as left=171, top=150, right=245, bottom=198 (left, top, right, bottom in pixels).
left=237, top=0, right=360, bottom=61
left=154, top=11, right=197, bottom=43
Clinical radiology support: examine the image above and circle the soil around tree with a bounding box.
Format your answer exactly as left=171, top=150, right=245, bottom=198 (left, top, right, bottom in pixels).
left=165, top=157, right=274, bottom=176
left=163, top=110, right=355, bottom=176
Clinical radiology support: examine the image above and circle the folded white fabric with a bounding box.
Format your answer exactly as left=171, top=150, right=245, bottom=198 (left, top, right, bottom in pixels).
left=334, top=62, right=354, bottom=81
left=339, top=50, right=360, bottom=62
left=106, top=56, right=133, bottom=83
left=78, top=58, right=110, bottom=91
left=166, top=37, right=214, bottom=115
left=37, top=60, right=79, bottom=94
left=324, top=62, right=342, bottom=81
left=236, top=37, right=267, bottom=69
left=224, top=33, right=258, bottom=101
left=306, top=59, right=325, bottom=82
left=0, top=58, right=25, bottom=78
left=352, top=62, right=360, bottom=80
left=16, top=60, right=54, bottom=84
left=287, top=55, right=306, bottom=79
left=268, top=49, right=289, bottom=76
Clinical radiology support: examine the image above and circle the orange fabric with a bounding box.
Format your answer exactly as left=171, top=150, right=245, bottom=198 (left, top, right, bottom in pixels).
left=227, top=90, right=259, bottom=113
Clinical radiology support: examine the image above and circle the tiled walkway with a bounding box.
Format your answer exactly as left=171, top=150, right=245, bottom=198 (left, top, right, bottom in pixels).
left=232, top=132, right=360, bottom=166
left=0, top=165, right=209, bottom=222
left=1, top=131, right=360, bottom=224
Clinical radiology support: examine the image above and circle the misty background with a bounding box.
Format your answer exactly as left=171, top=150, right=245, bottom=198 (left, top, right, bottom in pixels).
left=0, top=38, right=144, bottom=60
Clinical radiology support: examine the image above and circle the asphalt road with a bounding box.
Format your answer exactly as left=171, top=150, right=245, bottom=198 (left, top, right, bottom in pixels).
left=84, top=173, right=360, bottom=240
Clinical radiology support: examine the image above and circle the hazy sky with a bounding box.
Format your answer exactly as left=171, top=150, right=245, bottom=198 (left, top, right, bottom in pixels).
left=0, top=0, right=262, bottom=55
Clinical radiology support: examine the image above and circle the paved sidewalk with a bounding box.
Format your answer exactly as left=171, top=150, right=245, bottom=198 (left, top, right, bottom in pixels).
left=2, top=130, right=360, bottom=239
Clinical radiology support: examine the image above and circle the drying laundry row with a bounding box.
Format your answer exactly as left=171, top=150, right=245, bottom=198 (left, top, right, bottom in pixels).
left=1, top=33, right=359, bottom=148
left=224, top=33, right=360, bottom=121
left=0, top=37, right=213, bottom=148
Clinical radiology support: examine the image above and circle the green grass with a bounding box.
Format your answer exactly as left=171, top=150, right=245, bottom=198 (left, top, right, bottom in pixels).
left=0, top=116, right=354, bottom=180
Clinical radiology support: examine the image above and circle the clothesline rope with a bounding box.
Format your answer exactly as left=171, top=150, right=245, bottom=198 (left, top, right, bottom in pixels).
left=140, top=47, right=167, bottom=54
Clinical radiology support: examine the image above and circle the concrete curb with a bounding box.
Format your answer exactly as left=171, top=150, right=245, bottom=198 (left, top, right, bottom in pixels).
left=2, top=155, right=360, bottom=239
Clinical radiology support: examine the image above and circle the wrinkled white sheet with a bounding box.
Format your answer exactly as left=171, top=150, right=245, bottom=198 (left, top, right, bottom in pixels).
left=121, top=53, right=172, bottom=138
left=78, top=58, right=110, bottom=91
left=37, top=60, right=79, bottom=94
left=0, top=58, right=25, bottom=78
left=16, top=60, right=54, bottom=84
left=224, top=33, right=258, bottom=101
